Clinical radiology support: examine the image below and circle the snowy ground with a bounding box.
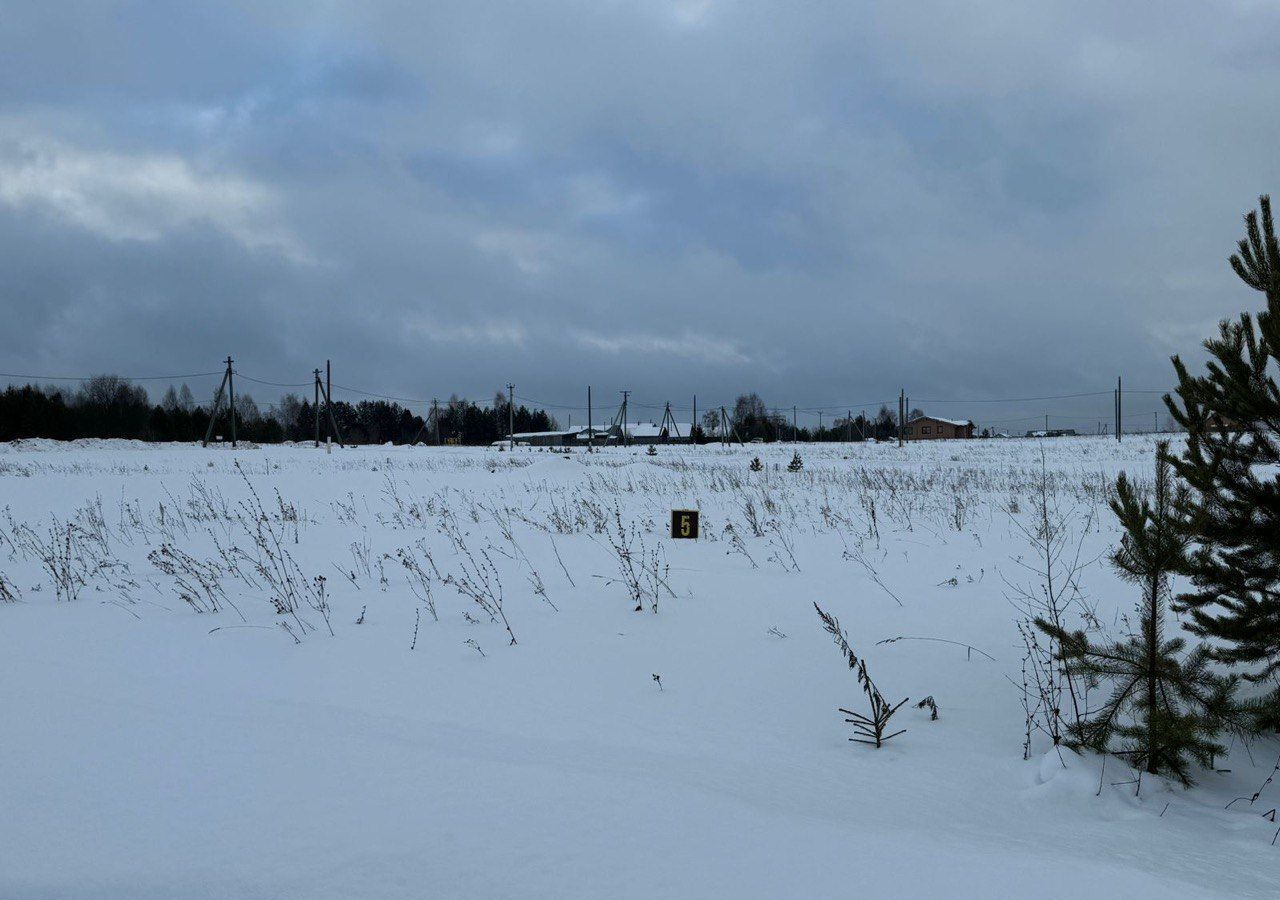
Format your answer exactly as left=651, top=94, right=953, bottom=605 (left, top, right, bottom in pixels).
left=0, top=436, right=1276, bottom=898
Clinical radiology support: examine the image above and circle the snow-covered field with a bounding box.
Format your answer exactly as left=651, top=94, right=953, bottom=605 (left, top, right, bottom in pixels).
left=0, top=436, right=1275, bottom=898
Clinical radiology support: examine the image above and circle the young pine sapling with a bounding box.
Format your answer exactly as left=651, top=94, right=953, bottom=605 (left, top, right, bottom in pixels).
left=1036, top=448, right=1243, bottom=786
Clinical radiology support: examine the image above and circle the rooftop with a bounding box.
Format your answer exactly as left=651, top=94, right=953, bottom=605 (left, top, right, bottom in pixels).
left=909, top=415, right=972, bottom=427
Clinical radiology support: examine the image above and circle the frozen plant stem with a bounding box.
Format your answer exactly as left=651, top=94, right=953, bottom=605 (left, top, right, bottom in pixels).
left=815, top=602, right=910, bottom=748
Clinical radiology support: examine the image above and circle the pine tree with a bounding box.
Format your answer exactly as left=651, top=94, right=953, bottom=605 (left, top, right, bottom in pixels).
left=1165, top=196, right=1280, bottom=713
left=1037, top=448, right=1241, bottom=785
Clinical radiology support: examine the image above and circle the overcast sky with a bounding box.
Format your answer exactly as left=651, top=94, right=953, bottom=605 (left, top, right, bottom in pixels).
left=2, top=1, right=1278, bottom=430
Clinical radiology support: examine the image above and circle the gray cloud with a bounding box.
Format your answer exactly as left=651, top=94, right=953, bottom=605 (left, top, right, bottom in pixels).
left=2, top=1, right=1278, bottom=430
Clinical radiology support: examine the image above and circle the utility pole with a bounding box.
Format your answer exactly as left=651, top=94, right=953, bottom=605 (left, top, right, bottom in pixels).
left=1116, top=376, right=1123, bottom=443
left=226, top=357, right=237, bottom=447
left=719, top=406, right=742, bottom=445
left=587, top=386, right=593, bottom=452
left=620, top=390, right=631, bottom=446
left=507, top=383, right=515, bottom=450
left=201, top=356, right=236, bottom=448
left=1045, top=412, right=1049, bottom=434
left=1154, top=411, right=1158, bottom=434
left=317, top=359, right=346, bottom=448
left=692, top=394, right=697, bottom=444
left=792, top=405, right=798, bottom=442
left=898, top=389, right=904, bottom=448
left=314, top=369, right=321, bottom=448
left=410, top=398, right=439, bottom=447
left=316, top=366, right=344, bottom=448
left=847, top=410, right=852, bottom=443
left=659, top=401, right=678, bottom=443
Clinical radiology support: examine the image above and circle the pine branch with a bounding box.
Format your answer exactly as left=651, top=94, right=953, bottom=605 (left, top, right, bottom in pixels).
left=816, top=602, right=912, bottom=748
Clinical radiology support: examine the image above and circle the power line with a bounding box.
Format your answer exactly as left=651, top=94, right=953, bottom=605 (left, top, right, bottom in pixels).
left=514, top=394, right=590, bottom=410
left=329, top=382, right=431, bottom=405
left=914, top=390, right=1114, bottom=403
left=0, top=370, right=222, bottom=382
left=797, top=400, right=896, bottom=413
left=233, top=373, right=313, bottom=388
left=329, top=381, right=500, bottom=408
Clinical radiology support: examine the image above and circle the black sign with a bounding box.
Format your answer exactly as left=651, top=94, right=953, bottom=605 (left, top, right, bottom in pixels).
left=670, top=509, right=699, bottom=540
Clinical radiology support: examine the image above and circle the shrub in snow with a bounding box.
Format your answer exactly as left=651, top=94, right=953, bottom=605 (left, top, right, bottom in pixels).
left=721, top=523, right=757, bottom=569
left=787, top=452, right=803, bottom=472
left=148, top=542, right=233, bottom=615
left=0, top=570, right=19, bottom=604
left=8, top=520, right=88, bottom=603
left=749, top=456, right=763, bottom=472
left=437, top=509, right=518, bottom=645
left=601, top=506, right=673, bottom=613
left=1005, top=448, right=1093, bottom=753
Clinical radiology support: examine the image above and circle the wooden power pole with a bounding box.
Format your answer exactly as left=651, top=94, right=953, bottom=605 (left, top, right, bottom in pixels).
left=619, top=390, right=630, bottom=446
left=313, top=369, right=321, bottom=447
left=227, top=357, right=236, bottom=447
left=898, top=389, right=904, bottom=448
left=507, top=383, right=515, bottom=450
left=1116, top=376, right=1123, bottom=442
left=311, top=367, right=345, bottom=448
left=659, top=402, right=681, bottom=443
left=201, top=356, right=237, bottom=448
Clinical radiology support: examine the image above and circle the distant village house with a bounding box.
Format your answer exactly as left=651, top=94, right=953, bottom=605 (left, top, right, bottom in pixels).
left=903, top=414, right=975, bottom=440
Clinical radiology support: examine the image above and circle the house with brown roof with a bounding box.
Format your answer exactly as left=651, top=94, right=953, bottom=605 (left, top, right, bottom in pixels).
left=903, top=414, right=975, bottom=440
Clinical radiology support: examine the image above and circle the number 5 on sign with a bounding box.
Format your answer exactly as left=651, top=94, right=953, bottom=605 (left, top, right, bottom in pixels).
left=670, top=509, right=699, bottom=540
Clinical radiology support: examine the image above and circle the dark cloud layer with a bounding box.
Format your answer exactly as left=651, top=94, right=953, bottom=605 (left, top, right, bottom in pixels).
left=2, top=1, right=1279, bottom=429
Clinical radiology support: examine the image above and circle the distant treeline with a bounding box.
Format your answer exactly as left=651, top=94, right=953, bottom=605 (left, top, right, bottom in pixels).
left=0, top=376, right=559, bottom=445
left=1, top=378, right=943, bottom=445
left=712, top=393, right=904, bottom=443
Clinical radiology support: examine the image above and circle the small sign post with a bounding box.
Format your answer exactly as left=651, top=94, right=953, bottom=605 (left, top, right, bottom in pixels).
left=670, top=509, right=699, bottom=540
